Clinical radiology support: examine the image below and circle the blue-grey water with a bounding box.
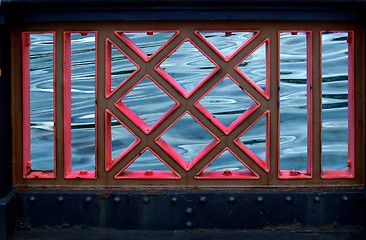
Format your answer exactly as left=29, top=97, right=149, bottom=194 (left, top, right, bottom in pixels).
left=29, top=31, right=350, bottom=172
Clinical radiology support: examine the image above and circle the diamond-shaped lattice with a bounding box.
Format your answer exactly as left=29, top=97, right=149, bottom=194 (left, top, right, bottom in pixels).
left=157, top=112, right=219, bottom=170
left=157, top=39, right=218, bottom=97
left=235, top=112, right=269, bottom=172
left=236, top=40, right=269, bottom=97
left=117, top=31, right=178, bottom=61
left=196, top=31, right=258, bottom=61
left=106, top=40, right=139, bottom=96
left=197, top=75, right=259, bottom=134
left=116, top=76, right=178, bottom=133
left=195, top=149, right=259, bottom=179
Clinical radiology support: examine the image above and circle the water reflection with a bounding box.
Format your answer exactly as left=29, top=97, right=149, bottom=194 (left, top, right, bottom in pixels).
left=28, top=31, right=350, bottom=172
left=322, top=32, right=349, bottom=170
left=279, top=32, right=308, bottom=170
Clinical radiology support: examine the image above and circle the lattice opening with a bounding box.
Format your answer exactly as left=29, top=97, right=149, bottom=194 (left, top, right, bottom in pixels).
left=156, top=112, right=220, bottom=170
left=105, top=39, right=139, bottom=98
left=321, top=31, right=354, bottom=179
left=196, top=75, right=260, bottom=134
left=195, top=148, right=259, bottom=179
left=115, top=148, right=181, bottom=179
left=105, top=111, right=140, bottom=171
left=115, top=31, right=179, bottom=61
left=235, top=111, right=270, bottom=172
left=278, top=32, right=309, bottom=178
left=156, top=39, right=219, bottom=98
left=195, top=30, right=259, bottom=61
left=115, top=75, right=179, bottom=134
left=22, top=32, right=55, bottom=179
left=236, top=39, right=270, bottom=99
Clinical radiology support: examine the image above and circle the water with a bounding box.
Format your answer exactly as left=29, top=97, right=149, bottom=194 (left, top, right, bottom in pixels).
left=70, top=33, right=96, bottom=171
left=28, top=31, right=350, bottom=172
left=279, top=32, right=308, bottom=170
left=29, top=33, right=54, bottom=170
left=321, top=32, right=349, bottom=170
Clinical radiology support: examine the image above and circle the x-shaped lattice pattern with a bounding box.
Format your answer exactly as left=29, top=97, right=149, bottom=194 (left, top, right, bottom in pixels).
left=105, top=30, right=270, bottom=179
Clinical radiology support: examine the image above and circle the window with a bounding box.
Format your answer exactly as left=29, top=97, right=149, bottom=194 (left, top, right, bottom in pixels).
left=14, top=22, right=363, bottom=187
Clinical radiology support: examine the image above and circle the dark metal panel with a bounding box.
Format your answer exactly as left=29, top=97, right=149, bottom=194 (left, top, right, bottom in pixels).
left=16, top=189, right=365, bottom=230
left=0, top=191, right=15, bottom=239
left=0, top=0, right=366, bottom=23
left=0, top=26, right=12, bottom=199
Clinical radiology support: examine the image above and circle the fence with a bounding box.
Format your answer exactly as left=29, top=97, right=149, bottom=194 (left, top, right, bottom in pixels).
left=1, top=0, right=365, bottom=238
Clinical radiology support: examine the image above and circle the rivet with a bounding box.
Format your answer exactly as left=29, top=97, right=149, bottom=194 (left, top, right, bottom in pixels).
left=85, top=196, right=92, bottom=203
left=29, top=196, right=36, bottom=203
left=142, top=196, right=149, bottom=204
left=57, top=196, right=64, bottom=203
left=186, top=207, right=193, bottom=215
left=289, top=170, right=300, bottom=176
left=257, top=196, right=264, bottom=203
left=314, top=196, right=321, bottom=203
left=285, top=196, right=292, bottom=203
left=199, top=196, right=207, bottom=203
left=114, top=196, right=121, bottom=203
left=223, top=170, right=232, bottom=176
left=145, top=170, right=154, bottom=176
left=186, top=221, right=193, bottom=228
left=228, top=196, right=236, bottom=203
left=347, top=160, right=351, bottom=168
left=171, top=196, right=178, bottom=204
left=342, top=195, right=349, bottom=202
left=27, top=161, right=32, bottom=169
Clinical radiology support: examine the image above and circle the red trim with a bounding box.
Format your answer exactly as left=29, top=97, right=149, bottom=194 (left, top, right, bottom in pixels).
left=105, top=38, right=140, bottom=98
left=155, top=111, right=220, bottom=171
left=194, top=30, right=260, bottom=62
left=306, top=31, right=314, bottom=176
left=115, top=30, right=180, bottom=62
left=320, top=31, right=355, bottom=179
left=63, top=31, right=97, bottom=179
left=105, top=110, right=140, bottom=172
left=195, top=74, right=260, bottom=135
left=155, top=38, right=220, bottom=98
left=235, top=38, right=271, bottom=100
left=279, top=170, right=312, bottom=179
left=114, top=147, right=181, bottom=179
left=195, top=148, right=260, bottom=179
left=278, top=31, right=313, bottom=179
left=115, top=75, right=180, bottom=135
left=22, top=32, right=56, bottom=179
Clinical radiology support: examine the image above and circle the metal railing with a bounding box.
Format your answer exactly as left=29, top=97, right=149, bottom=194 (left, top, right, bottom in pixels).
left=1, top=1, right=365, bottom=238
left=12, top=21, right=365, bottom=189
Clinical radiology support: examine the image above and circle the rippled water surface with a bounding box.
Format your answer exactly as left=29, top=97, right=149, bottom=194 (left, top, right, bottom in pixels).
left=279, top=32, right=308, bottom=170
left=29, top=33, right=54, bottom=170
left=29, top=31, right=350, bottom=172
